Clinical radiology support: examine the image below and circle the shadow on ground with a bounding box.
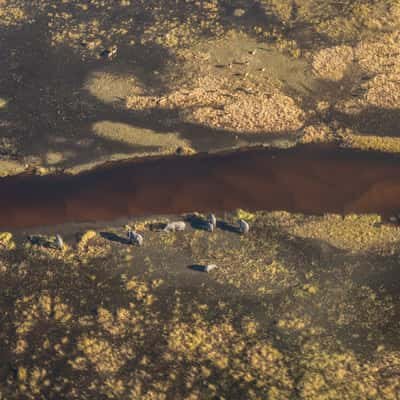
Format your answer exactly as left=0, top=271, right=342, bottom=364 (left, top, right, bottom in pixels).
left=0, top=211, right=399, bottom=397
left=1, top=0, right=398, bottom=173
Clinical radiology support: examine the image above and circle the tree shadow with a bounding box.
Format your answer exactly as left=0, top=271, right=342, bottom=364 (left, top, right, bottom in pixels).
left=0, top=10, right=306, bottom=171
left=27, top=234, right=58, bottom=249
left=290, top=59, right=400, bottom=140
left=187, top=264, right=209, bottom=272
left=0, top=0, right=397, bottom=180
left=1, top=219, right=400, bottom=397
left=148, top=222, right=167, bottom=231
left=216, top=220, right=240, bottom=234
left=225, top=0, right=338, bottom=50
left=0, top=0, right=362, bottom=174
left=0, top=10, right=180, bottom=168
left=100, top=231, right=130, bottom=245
left=184, top=214, right=211, bottom=231
left=333, top=106, right=400, bottom=138
left=265, top=224, right=400, bottom=357
left=0, top=237, right=287, bottom=398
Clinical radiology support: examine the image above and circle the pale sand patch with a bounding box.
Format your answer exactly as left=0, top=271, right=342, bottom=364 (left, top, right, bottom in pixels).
left=312, top=45, right=354, bottom=81
left=64, top=148, right=195, bottom=175
left=126, top=31, right=309, bottom=135
left=185, top=31, right=312, bottom=93
left=85, top=71, right=144, bottom=104
left=64, top=155, right=132, bottom=176
left=93, top=121, right=189, bottom=148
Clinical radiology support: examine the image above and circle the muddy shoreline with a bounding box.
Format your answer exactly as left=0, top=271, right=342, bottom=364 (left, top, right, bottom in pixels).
left=1, top=143, right=400, bottom=229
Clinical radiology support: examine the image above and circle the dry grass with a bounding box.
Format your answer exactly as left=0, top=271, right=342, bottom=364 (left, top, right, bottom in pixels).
left=355, top=30, right=400, bottom=75
left=127, top=75, right=304, bottom=134
left=261, top=0, right=400, bottom=43
left=282, top=213, right=400, bottom=252
left=341, top=131, right=400, bottom=154
left=0, top=1, right=28, bottom=27
left=42, top=0, right=225, bottom=54
left=191, top=91, right=304, bottom=133
left=1, top=211, right=400, bottom=398
left=312, top=46, right=354, bottom=81
left=363, top=73, right=400, bottom=110
left=325, top=30, right=400, bottom=151
left=0, top=232, right=15, bottom=250
left=300, top=124, right=334, bottom=144
left=299, top=342, right=400, bottom=400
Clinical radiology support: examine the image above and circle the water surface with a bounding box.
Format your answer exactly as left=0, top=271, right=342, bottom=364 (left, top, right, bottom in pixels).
left=1, top=144, right=400, bottom=229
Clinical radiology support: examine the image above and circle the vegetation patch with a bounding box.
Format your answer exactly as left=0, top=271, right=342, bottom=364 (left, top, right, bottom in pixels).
left=341, top=132, right=400, bottom=154
left=1, top=211, right=400, bottom=398
left=312, top=45, right=354, bottom=81
left=0, top=231, right=15, bottom=250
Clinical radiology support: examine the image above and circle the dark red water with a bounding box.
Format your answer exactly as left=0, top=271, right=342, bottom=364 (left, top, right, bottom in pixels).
left=1, top=144, right=400, bottom=229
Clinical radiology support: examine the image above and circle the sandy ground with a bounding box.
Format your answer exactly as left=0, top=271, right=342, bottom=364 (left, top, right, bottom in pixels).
left=1, top=210, right=400, bottom=399
left=0, top=0, right=399, bottom=175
